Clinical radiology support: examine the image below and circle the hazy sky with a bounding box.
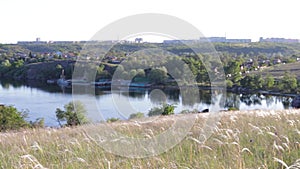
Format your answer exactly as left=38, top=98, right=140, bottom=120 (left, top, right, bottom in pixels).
left=1, top=0, right=299, bottom=43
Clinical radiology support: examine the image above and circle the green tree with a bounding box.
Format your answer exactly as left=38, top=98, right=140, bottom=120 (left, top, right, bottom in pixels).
left=253, top=74, right=264, bottom=89
left=129, top=69, right=137, bottom=78
left=264, top=74, right=274, bottom=89
left=0, top=105, right=29, bottom=131
left=1, top=59, right=11, bottom=67
left=136, top=69, right=145, bottom=78
left=181, top=57, right=209, bottom=84
left=55, top=101, right=88, bottom=127
left=240, top=74, right=263, bottom=89
left=12, top=59, right=24, bottom=68
left=278, top=72, right=298, bottom=93
left=226, top=79, right=233, bottom=88
left=240, top=74, right=254, bottom=88
left=120, top=71, right=130, bottom=80
left=0, top=59, right=12, bottom=75
left=148, top=68, right=168, bottom=84
left=225, top=60, right=242, bottom=84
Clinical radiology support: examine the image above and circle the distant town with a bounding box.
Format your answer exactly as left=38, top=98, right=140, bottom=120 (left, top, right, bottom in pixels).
left=164, top=37, right=300, bottom=44
left=14, top=36, right=300, bottom=45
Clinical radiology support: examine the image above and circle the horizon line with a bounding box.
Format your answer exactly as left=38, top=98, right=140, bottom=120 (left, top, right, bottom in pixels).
left=2, top=36, right=300, bottom=45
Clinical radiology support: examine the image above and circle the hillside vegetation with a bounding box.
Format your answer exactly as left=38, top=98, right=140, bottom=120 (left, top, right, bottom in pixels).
left=2, top=42, right=300, bottom=93
left=256, top=62, right=300, bottom=79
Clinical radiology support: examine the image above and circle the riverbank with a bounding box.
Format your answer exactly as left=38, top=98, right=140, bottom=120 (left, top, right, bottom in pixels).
left=1, top=109, right=299, bottom=168
left=227, top=85, right=299, bottom=97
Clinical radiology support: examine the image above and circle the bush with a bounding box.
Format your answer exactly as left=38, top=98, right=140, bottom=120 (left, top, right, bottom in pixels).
left=278, top=72, right=298, bottom=93
left=29, top=118, right=45, bottom=128
left=148, top=104, right=175, bottom=116
left=129, top=112, right=145, bottom=119
left=0, top=105, right=29, bottom=131
left=162, top=104, right=175, bottom=115
left=226, top=80, right=233, bottom=88
left=148, top=68, right=168, bottom=84
left=55, top=101, right=88, bottom=127
left=228, top=107, right=239, bottom=111
left=106, top=118, right=119, bottom=123
left=180, top=109, right=190, bottom=114
left=148, top=106, right=164, bottom=116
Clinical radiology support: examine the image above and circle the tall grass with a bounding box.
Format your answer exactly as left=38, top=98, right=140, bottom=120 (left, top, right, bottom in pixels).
left=0, top=109, right=299, bottom=168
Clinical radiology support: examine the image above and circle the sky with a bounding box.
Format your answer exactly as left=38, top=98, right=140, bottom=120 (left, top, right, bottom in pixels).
left=0, top=0, right=300, bottom=44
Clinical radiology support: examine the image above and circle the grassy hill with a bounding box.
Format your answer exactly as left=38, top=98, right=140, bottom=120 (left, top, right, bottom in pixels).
left=0, top=110, right=299, bottom=168
left=255, top=62, right=300, bottom=80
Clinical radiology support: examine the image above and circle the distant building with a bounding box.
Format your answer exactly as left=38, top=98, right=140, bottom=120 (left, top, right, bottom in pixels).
left=259, top=37, right=299, bottom=43
left=202, top=37, right=251, bottom=43
left=164, top=37, right=251, bottom=44
left=52, top=41, right=75, bottom=44
left=202, top=37, right=227, bottom=43
left=163, top=40, right=183, bottom=44
left=17, top=37, right=47, bottom=45
left=225, top=39, right=251, bottom=43
left=17, top=41, right=47, bottom=45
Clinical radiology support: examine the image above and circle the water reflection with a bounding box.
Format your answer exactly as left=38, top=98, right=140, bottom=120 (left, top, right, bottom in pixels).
left=225, top=93, right=240, bottom=109
left=181, top=87, right=201, bottom=106
left=0, top=79, right=23, bottom=89
left=149, top=89, right=167, bottom=104
left=0, top=80, right=292, bottom=126
left=265, top=95, right=274, bottom=107
left=240, top=94, right=262, bottom=106
left=0, top=80, right=293, bottom=109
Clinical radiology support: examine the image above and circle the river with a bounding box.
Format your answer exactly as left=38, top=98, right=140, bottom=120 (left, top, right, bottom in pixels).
left=0, top=80, right=292, bottom=127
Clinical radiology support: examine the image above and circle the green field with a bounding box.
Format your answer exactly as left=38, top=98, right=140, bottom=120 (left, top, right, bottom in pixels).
left=0, top=110, right=299, bottom=168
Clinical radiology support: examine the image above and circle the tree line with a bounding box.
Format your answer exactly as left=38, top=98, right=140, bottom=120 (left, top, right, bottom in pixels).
left=1, top=42, right=300, bottom=93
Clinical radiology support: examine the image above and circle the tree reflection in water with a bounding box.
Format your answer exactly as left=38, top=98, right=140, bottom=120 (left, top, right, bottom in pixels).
left=180, top=87, right=200, bottom=106
left=240, top=94, right=262, bottom=106
left=265, top=95, right=275, bottom=107
left=225, top=93, right=240, bottom=109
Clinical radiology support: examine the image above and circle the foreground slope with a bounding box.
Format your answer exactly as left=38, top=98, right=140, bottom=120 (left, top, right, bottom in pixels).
left=0, top=109, right=299, bottom=168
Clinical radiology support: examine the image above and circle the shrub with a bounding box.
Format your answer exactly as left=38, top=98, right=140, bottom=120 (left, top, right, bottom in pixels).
left=162, top=104, right=175, bottom=115
left=0, top=105, right=29, bottom=131
left=226, top=79, right=233, bottom=88
left=106, top=118, right=119, bottom=123
left=129, top=112, right=145, bottom=119
left=228, top=107, right=239, bottom=111
left=180, top=109, right=190, bottom=114
left=148, top=106, right=164, bottom=116
left=148, top=104, right=175, bottom=116
left=29, top=118, right=45, bottom=128
left=55, top=101, right=88, bottom=127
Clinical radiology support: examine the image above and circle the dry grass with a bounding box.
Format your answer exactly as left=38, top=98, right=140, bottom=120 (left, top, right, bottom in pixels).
left=0, top=110, right=299, bottom=168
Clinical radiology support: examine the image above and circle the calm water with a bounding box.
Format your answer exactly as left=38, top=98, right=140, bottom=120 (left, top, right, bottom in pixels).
left=0, top=80, right=292, bottom=126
